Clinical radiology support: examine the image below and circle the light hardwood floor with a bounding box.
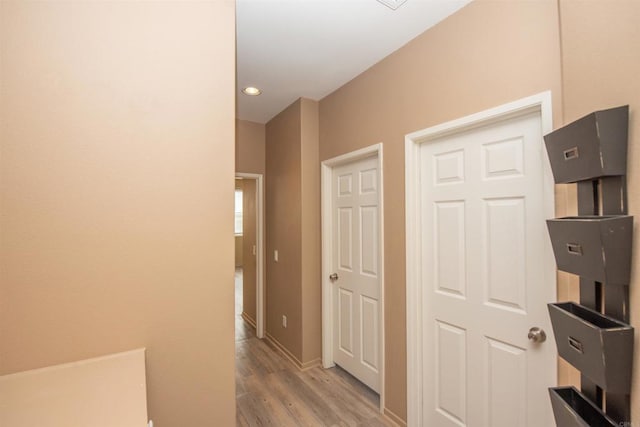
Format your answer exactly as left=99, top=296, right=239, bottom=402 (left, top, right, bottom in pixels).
left=235, top=269, right=394, bottom=427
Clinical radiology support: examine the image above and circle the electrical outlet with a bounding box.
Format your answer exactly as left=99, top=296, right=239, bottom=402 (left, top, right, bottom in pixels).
left=252, top=245, right=256, bottom=256
left=282, top=315, right=287, bottom=328
left=274, top=249, right=279, bottom=262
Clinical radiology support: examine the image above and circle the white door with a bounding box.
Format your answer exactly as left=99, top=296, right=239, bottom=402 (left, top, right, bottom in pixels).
left=332, top=155, right=380, bottom=392
left=420, top=112, right=555, bottom=426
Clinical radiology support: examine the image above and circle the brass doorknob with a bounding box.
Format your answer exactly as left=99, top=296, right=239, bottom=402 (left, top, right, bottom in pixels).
left=329, top=273, right=339, bottom=281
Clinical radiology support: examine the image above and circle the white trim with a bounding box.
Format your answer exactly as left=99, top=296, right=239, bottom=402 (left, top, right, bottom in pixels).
left=405, top=91, right=555, bottom=427
left=321, top=143, right=385, bottom=412
left=236, top=173, right=265, bottom=339
left=404, top=136, right=422, bottom=427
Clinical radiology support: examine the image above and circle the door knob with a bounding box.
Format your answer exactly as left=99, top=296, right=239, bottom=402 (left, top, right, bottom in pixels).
left=528, top=327, right=546, bottom=343
left=329, top=273, right=339, bottom=281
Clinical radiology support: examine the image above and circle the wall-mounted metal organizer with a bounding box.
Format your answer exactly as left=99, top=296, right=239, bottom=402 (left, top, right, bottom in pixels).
left=544, top=106, right=629, bottom=183
left=549, top=387, right=618, bottom=427
left=544, top=105, right=634, bottom=426
left=548, top=302, right=633, bottom=393
left=547, top=216, right=633, bottom=285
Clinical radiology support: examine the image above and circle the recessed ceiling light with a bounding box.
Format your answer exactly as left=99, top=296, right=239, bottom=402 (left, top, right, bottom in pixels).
left=242, top=86, right=262, bottom=96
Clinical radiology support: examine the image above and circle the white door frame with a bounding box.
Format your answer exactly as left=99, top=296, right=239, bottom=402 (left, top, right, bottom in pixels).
left=321, top=143, right=385, bottom=411
left=405, top=92, right=556, bottom=426
left=236, top=172, right=265, bottom=339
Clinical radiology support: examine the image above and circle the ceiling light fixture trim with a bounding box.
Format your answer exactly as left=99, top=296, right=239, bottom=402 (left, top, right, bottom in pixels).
left=242, top=86, right=262, bottom=96
left=375, top=0, right=409, bottom=11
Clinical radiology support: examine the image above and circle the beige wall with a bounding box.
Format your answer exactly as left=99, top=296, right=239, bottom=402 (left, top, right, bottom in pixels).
left=300, top=99, right=322, bottom=363
left=236, top=119, right=266, bottom=175
left=242, top=179, right=258, bottom=323
left=265, top=98, right=321, bottom=366
left=266, top=100, right=304, bottom=359
left=319, top=0, right=563, bottom=422
left=0, top=2, right=236, bottom=426
left=558, top=0, right=640, bottom=420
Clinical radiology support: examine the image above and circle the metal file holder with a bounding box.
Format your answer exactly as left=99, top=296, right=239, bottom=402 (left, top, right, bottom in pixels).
left=544, top=106, right=633, bottom=426
left=544, top=106, right=629, bottom=184
left=546, top=216, right=633, bottom=286
left=548, top=302, right=633, bottom=393
left=549, top=387, right=618, bottom=427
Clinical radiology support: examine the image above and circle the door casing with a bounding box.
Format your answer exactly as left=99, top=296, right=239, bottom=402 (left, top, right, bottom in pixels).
left=404, top=91, right=556, bottom=426
left=236, top=172, right=265, bottom=339
left=321, top=143, right=385, bottom=411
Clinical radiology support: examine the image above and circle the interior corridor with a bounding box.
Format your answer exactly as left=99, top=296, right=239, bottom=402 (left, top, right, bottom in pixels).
left=234, top=269, right=393, bottom=426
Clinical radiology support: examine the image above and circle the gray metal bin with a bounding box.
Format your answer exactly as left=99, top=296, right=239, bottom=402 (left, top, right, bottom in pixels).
left=544, top=106, right=628, bottom=183
left=546, top=216, right=633, bottom=286
left=549, top=387, right=617, bottom=427
left=548, top=302, right=634, bottom=394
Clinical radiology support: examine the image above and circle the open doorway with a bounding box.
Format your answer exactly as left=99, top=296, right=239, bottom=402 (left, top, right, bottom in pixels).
left=234, top=174, right=264, bottom=341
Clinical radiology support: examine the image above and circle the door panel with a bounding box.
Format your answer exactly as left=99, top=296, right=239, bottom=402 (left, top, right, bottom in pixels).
left=434, top=201, right=466, bottom=298
left=361, top=295, right=378, bottom=369
left=486, top=338, right=526, bottom=426
left=435, top=320, right=467, bottom=427
left=360, top=168, right=377, bottom=193
left=360, top=206, right=378, bottom=277
left=338, top=208, right=353, bottom=270
left=332, top=155, right=380, bottom=392
left=421, top=112, right=555, bottom=426
left=484, top=197, right=526, bottom=312
left=338, top=289, right=353, bottom=355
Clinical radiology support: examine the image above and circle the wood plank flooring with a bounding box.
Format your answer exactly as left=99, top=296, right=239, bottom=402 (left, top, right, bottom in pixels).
left=235, top=269, right=393, bottom=427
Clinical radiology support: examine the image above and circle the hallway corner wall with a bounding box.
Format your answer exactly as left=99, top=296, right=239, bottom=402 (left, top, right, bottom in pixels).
left=0, top=1, right=236, bottom=425
left=265, top=98, right=321, bottom=367
left=300, top=99, right=322, bottom=364
left=266, top=100, right=304, bottom=362
left=236, top=119, right=266, bottom=175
